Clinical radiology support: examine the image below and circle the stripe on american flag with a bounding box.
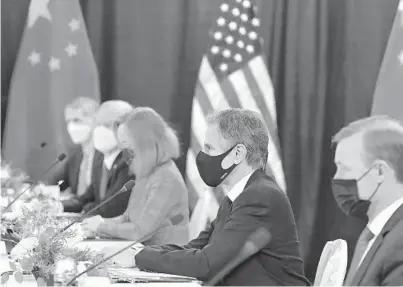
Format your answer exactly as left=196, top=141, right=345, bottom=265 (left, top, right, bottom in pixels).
left=195, top=82, right=214, bottom=116
left=249, top=56, right=278, bottom=124
left=220, top=77, right=243, bottom=109
left=243, top=61, right=280, bottom=150
left=199, top=57, right=229, bottom=111
left=190, top=98, right=207, bottom=148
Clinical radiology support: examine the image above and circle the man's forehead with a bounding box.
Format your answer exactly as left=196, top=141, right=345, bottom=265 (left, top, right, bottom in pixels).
left=204, top=125, right=219, bottom=143
left=65, top=109, right=86, bottom=120
left=335, top=134, right=365, bottom=164
left=204, top=124, right=229, bottom=148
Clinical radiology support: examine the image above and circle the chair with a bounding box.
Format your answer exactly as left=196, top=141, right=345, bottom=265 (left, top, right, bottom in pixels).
left=314, top=239, right=348, bottom=286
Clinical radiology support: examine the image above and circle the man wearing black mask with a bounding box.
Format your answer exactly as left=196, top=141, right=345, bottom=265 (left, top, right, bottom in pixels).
left=114, top=109, right=309, bottom=286
left=332, top=115, right=403, bottom=286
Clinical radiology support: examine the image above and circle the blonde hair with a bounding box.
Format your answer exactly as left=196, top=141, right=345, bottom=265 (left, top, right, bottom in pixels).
left=65, top=97, right=100, bottom=118
left=119, top=107, right=180, bottom=178
left=332, top=115, right=403, bottom=183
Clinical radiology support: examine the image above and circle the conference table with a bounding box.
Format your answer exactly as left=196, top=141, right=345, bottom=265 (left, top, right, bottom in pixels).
left=1, top=239, right=201, bottom=286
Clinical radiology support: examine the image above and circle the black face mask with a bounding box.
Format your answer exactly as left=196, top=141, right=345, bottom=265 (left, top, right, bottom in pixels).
left=332, top=167, right=381, bottom=219
left=196, top=145, right=238, bottom=187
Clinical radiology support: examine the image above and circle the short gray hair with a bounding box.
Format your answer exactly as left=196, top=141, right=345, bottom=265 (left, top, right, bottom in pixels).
left=96, top=100, right=133, bottom=125
left=207, top=109, right=269, bottom=169
left=120, top=107, right=180, bottom=178
left=332, top=115, right=403, bottom=183
left=65, top=97, right=100, bottom=118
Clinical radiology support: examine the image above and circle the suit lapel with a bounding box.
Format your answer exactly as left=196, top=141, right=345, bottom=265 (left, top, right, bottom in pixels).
left=351, top=204, right=403, bottom=285
left=107, top=152, right=123, bottom=185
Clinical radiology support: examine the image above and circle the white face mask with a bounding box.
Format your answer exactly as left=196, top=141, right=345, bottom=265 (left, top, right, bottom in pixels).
left=67, top=122, right=92, bottom=144
left=93, top=126, right=118, bottom=154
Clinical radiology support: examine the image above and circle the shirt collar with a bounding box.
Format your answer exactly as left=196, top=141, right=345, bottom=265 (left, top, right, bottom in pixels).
left=103, top=150, right=121, bottom=170
left=81, top=142, right=94, bottom=155
left=367, top=196, right=403, bottom=236
left=227, top=171, right=254, bottom=202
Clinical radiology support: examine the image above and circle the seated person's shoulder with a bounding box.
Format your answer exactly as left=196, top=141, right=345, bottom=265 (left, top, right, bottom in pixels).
left=247, top=171, right=287, bottom=199
left=154, top=160, right=181, bottom=180
left=151, top=161, right=185, bottom=190
left=384, top=219, right=403, bottom=249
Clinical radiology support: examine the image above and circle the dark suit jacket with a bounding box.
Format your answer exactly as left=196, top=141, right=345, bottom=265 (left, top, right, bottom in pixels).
left=47, top=146, right=99, bottom=195
left=346, top=204, right=403, bottom=286
left=62, top=151, right=134, bottom=218
left=136, top=169, right=310, bottom=286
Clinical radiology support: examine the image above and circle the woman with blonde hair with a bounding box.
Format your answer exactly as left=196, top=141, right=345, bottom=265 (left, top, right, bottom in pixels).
left=81, top=107, right=189, bottom=245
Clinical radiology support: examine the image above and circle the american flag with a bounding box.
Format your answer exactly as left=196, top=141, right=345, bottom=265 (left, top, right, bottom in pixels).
left=371, top=0, right=403, bottom=120
left=187, top=0, right=286, bottom=238
left=3, top=0, right=100, bottom=180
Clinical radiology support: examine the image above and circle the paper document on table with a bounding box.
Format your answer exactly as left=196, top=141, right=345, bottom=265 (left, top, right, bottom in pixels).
left=107, top=267, right=201, bottom=284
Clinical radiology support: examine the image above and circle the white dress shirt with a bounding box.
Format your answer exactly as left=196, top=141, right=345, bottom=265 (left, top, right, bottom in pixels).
left=227, top=171, right=254, bottom=202
left=76, top=145, right=95, bottom=196
left=359, top=196, right=403, bottom=266
left=103, top=149, right=121, bottom=170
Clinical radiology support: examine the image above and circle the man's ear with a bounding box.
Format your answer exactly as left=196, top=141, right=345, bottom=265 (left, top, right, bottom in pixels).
left=373, top=159, right=388, bottom=183
left=234, top=144, right=247, bottom=164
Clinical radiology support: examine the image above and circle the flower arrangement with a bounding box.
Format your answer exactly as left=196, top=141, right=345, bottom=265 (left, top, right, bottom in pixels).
left=0, top=161, right=29, bottom=199
left=2, top=207, right=107, bottom=285
left=2, top=204, right=71, bottom=242
left=9, top=227, right=105, bottom=282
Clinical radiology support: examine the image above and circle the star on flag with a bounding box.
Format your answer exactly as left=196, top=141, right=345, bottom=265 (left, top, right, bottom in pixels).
left=68, top=18, right=80, bottom=32
left=65, top=43, right=78, bottom=57
left=27, top=0, right=52, bottom=28
left=48, top=57, right=60, bottom=71
left=26, top=5, right=81, bottom=69
left=28, top=51, right=41, bottom=66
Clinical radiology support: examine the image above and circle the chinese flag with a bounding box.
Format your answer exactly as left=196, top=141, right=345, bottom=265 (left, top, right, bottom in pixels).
left=371, top=0, right=403, bottom=120
left=3, top=0, right=100, bottom=179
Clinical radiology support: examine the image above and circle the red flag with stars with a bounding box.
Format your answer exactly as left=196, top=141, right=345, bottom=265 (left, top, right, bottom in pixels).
left=371, top=0, right=403, bottom=120
left=187, top=0, right=286, bottom=238
left=3, top=0, right=100, bottom=179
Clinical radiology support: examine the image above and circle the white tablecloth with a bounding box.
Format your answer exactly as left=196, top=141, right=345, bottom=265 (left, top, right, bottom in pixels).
left=1, top=241, right=200, bottom=287
left=3, top=274, right=200, bottom=287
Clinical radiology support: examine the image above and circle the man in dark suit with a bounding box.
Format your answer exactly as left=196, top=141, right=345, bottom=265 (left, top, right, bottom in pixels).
left=331, top=115, right=403, bottom=286
left=123, top=109, right=309, bottom=285
left=62, top=100, right=135, bottom=219
left=48, top=97, right=100, bottom=197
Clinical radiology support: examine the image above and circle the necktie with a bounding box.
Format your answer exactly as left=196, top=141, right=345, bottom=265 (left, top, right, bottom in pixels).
left=76, top=152, right=89, bottom=196
left=220, top=196, right=232, bottom=218
left=344, top=227, right=374, bottom=284
left=99, top=164, right=109, bottom=200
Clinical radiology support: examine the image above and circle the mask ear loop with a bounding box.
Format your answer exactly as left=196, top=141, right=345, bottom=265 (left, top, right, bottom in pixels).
left=358, top=165, right=383, bottom=201
left=368, top=182, right=382, bottom=201
left=357, top=166, right=374, bottom=181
